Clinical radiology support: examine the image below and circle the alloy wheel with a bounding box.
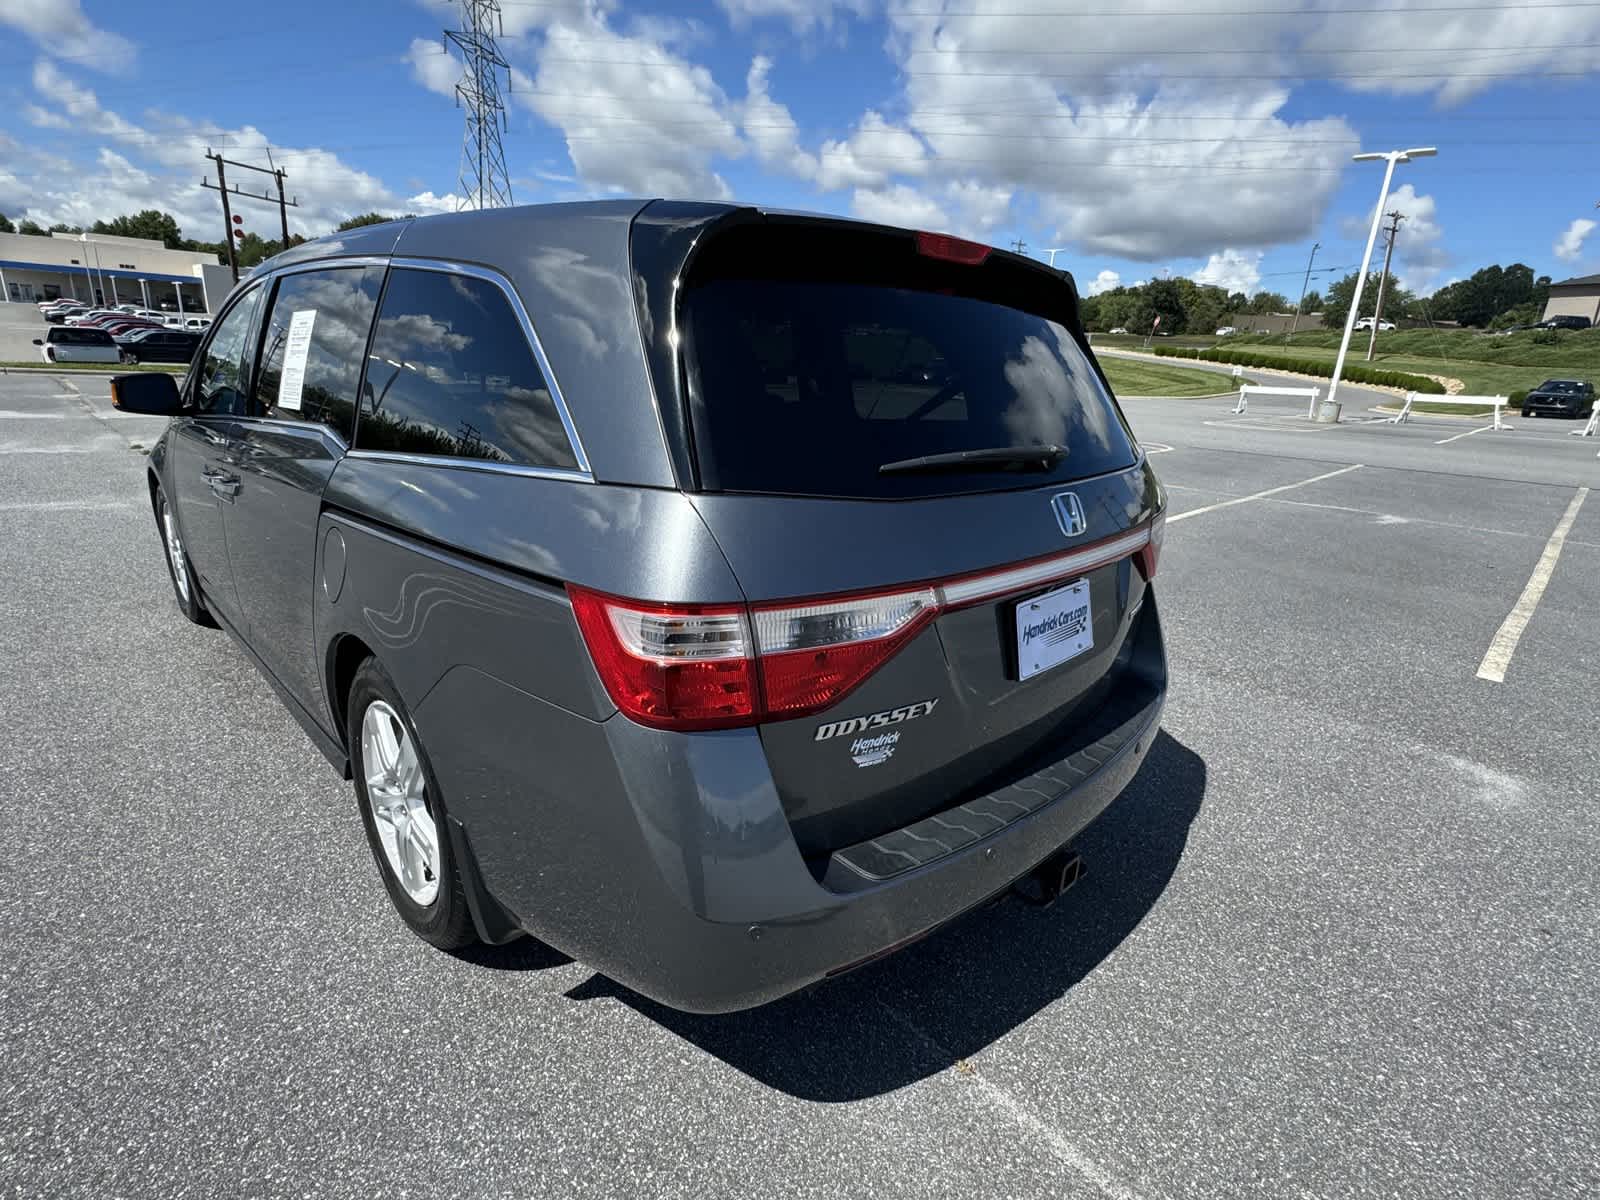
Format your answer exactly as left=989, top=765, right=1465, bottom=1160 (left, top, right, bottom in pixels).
left=361, top=700, right=440, bottom=906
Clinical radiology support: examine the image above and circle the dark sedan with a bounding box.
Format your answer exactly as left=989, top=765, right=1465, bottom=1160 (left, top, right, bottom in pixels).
left=1521, top=378, right=1595, bottom=418
left=116, top=328, right=202, bottom=364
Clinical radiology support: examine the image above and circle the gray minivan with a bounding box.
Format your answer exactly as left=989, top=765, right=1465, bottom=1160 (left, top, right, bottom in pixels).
left=113, top=201, right=1168, bottom=1012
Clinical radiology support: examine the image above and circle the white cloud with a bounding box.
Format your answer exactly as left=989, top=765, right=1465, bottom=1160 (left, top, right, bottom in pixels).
left=21, top=58, right=407, bottom=236
left=1085, top=269, right=1122, bottom=296
left=0, top=0, right=134, bottom=72
left=406, top=190, right=464, bottom=215
left=740, top=57, right=818, bottom=179
left=850, top=183, right=949, bottom=232
left=817, top=111, right=929, bottom=190
left=882, top=4, right=1360, bottom=260
left=520, top=9, right=740, bottom=198
left=1554, top=218, right=1597, bottom=264
left=406, top=37, right=460, bottom=99
left=1192, top=249, right=1263, bottom=295
left=716, top=0, right=871, bottom=34
left=1295, top=1, right=1600, bottom=104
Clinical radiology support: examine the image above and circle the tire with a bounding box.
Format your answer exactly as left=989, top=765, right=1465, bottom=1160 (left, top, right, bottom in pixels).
left=1521, top=408, right=1531, bottom=418
left=119, top=351, right=135, bottom=365
left=346, top=659, right=477, bottom=951
left=155, top=484, right=214, bottom=626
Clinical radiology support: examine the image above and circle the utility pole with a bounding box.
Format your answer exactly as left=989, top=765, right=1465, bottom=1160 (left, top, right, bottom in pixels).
left=203, top=148, right=301, bottom=282
left=206, top=153, right=239, bottom=282
left=1010, top=238, right=1027, bottom=255
left=1288, top=241, right=1319, bottom=343
left=447, top=0, right=515, bottom=210
left=1365, top=210, right=1405, bottom=362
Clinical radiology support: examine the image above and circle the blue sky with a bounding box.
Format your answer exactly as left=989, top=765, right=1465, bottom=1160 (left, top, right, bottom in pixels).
left=2, top=0, right=1597, bottom=299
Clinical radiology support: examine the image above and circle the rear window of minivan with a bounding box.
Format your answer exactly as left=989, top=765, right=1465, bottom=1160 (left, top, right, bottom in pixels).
left=679, top=224, right=1138, bottom=500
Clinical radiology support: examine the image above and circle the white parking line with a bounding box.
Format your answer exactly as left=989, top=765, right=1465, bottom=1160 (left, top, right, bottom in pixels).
left=1434, top=425, right=1493, bottom=445
left=1476, top=487, right=1589, bottom=683
left=1168, top=463, right=1364, bottom=523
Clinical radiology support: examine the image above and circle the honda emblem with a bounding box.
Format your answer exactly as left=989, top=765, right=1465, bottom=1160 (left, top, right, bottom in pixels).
left=1052, top=492, right=1087, bottom=538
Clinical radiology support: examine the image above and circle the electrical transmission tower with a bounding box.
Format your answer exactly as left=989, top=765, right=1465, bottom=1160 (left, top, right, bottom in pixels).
left=446, top=0, right=514, bottom=211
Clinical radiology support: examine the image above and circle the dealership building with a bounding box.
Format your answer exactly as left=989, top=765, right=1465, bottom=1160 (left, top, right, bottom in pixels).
left=0, top=229, right=231, bottom=313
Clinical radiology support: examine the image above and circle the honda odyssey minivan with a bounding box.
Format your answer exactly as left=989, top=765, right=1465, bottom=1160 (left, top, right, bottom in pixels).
left=114, top=201, right=1168, bottom=1012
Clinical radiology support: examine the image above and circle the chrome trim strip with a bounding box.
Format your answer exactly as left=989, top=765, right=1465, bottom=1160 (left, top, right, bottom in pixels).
left=937, top=528, right=1150, bottom=607
left=265, top=255, right=391, bottom=278
left=342, top=448, right=591, bottom=484
left=232, top=415, right=348, bottom=453
left=388, top=256, right=593, bottom=478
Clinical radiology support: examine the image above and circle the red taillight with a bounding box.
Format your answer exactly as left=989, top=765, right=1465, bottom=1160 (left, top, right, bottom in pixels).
left=568, top=589, right=757, bottom=730
left=1135, top=511, right=1165, bottom=581
left=914, top=231, right=991, bottom=265
left=569, top=523, right=1156, bottom=731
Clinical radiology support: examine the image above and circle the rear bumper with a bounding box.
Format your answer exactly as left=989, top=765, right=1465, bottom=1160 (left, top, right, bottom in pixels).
left=422, top=596, right=1167, bottom=1014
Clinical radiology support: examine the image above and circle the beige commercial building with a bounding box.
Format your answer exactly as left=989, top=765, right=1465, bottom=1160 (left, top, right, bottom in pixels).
left=0, top=229, right=223, bottom=312
left=1540, top=274, right=1600, bottom=325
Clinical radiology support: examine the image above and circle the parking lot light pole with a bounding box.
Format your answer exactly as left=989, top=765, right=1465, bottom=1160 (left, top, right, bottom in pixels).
left=1328, top=148, right=1436, bottom=408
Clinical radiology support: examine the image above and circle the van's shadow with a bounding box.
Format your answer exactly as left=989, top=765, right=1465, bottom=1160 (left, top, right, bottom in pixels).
left=567, top=729, right=1206, bottom=1101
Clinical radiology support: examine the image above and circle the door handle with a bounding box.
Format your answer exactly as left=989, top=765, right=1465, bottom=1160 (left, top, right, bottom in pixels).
left=202, top=468, right=240, bottom=499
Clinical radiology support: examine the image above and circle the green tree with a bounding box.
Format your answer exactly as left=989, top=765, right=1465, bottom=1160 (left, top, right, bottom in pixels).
left=1247, top=291, right=1290, bottom=314
left=48, top=222, right=82, bottom=234
left=1299, top=289, right=1323, bottom=314
left=1321, top=271, right=1416, bottom=329
left=1428, top=263, right=1541, bottom=327
left=1143, top=278, right=1187, bottom=333
left=17, top=219, right=44, bottom=235
left=335, top=212, right=412, bottom=232
left=93, top=210, right=185, bottom=249
left=0, top=213, right=13, bottom=234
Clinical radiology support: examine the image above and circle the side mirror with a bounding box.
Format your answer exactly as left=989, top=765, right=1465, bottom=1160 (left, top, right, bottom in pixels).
left=110, top=372, right=183, bottom=415
left=31, top=338, right=42, bottom=346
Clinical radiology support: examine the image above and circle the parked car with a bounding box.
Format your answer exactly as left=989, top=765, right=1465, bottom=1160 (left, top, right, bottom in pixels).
left=43, top=305, right=89, bottom=324
left=101, top=321, right=160, bottom=339
left=1214, top=326, right=1236, bottom=336
left=34, top=325, right=121, bottom=363
left=1520, top=378, right=1596, bottom=418
left=110, top=202, right=1169, bottom=1013
left=1108, top=326, right=1129, bottom=335
left=1354, top=317, right=1396, bottom=331
left=1537, top=315, right=1593, bottom=331
left=183, top=316, right=212, bottom=331
left=116, top=328, right=201, bottom=364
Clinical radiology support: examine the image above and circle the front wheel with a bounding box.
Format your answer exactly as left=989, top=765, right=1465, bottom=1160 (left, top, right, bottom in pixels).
left=1521, top=408, right=1533, bottom=418
left=119, top=351, right=135, bottom=365
left=347, top=659, right=478, bottom=951
left=155, top=485, right=213, bottom=626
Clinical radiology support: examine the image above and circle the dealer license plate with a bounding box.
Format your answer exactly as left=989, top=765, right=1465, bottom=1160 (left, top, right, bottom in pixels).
left=1016, top=578, right=1094, bottom=681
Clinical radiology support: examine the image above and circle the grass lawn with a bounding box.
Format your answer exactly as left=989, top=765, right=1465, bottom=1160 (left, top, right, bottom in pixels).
left=1229, top=328, right=1600, bottom=398
left=1101, top=356, right=1236, bottom=397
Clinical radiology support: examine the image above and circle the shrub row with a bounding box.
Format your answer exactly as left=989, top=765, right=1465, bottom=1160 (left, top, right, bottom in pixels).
left=1152, top=346, right=1447, bottom=393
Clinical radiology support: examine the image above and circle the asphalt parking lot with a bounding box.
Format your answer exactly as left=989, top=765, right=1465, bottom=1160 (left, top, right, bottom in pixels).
left=3, top=370, right=1598, bottom=1199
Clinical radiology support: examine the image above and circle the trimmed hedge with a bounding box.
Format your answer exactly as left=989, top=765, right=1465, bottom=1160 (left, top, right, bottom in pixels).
left=1152, top=345, right=1447, bottom=394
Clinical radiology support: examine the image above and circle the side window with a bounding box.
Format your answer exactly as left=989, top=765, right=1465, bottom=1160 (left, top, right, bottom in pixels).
left=194, top=286, right=264, bottom=416
left=254, top=265, right=383, bottom=443
left=353, top=268, right=579, bottom=470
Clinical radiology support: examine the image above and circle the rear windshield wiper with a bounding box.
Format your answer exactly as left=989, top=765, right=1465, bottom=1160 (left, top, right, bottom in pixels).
left=878, top=445, right=1066, bottom=475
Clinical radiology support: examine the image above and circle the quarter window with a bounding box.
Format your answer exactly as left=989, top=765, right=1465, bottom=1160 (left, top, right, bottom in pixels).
left=353, top=268, right=579, bottom=470
left=193, top=285, right=264, bottom=415
left=254, top=266, right=384, bottom=442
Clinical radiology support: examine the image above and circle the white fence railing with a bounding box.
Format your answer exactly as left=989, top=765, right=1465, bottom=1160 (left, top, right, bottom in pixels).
left=1386, top=392, right=1511, bottom=431
left=1232, top=384, right=1321, bottom=417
